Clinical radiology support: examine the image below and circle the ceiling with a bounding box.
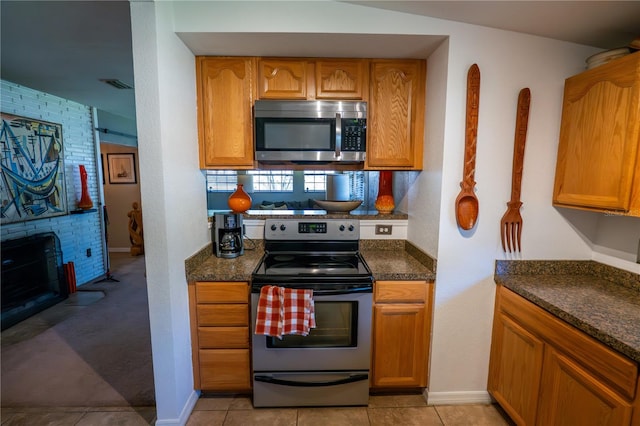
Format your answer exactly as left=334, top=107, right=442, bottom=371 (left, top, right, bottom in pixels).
left=2, top=1, right=639, bottom=125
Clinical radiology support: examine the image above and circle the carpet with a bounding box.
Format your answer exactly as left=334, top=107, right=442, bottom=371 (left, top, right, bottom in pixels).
left=1, top=253, right=155, bottom=408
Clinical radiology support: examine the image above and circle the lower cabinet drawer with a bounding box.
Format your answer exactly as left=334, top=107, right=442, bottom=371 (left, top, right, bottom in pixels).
left=197, top=304, right=248, bottom=326
left=375, top=281, right=428, bottom=303
left=199, top=349, right=251, bottom=391
left=198, top=326, right=249, bottom=349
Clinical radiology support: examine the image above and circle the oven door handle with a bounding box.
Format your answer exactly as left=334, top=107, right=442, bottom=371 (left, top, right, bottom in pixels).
left=254, top=373, right=368, bottom=388
left=312, top=287, right=372, bottom=296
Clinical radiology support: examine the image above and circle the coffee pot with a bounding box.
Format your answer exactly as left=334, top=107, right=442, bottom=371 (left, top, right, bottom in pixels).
left=213, top=213, right=244, bottom=258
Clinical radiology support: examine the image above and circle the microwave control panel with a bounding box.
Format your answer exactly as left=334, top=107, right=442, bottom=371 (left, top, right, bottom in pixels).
left=342, top=119, right=366, bottom=151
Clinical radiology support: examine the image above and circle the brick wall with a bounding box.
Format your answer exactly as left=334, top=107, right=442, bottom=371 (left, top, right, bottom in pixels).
left=1, top=80, right=105, bottom=286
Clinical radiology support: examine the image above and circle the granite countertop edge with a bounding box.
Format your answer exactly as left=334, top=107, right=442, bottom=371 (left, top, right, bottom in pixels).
left=185, top=239, right=436, bottom=284
left=494, top=260, right=640, bottom=364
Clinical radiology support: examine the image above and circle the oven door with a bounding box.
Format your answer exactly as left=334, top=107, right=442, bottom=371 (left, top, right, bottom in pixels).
left=251, top=287, right=372, bottom=372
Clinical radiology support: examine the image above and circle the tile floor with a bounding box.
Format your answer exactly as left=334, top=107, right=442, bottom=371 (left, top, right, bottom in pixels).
left=0, top=394, right=514, bottom=425
left=186, top=394, right=515, bottom=426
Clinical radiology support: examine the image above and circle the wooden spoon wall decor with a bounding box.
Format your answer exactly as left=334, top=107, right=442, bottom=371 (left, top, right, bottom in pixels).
left=455, top=64, right=481, bottom=230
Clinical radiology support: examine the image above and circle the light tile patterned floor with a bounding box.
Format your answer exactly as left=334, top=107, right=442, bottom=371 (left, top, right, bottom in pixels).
left=0, top=395, right=514, bottom=425
left=186, top=394, right=515, bottom=426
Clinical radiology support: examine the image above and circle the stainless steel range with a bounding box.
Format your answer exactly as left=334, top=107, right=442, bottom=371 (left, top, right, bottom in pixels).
left=251, top=218, right=373, bottom=407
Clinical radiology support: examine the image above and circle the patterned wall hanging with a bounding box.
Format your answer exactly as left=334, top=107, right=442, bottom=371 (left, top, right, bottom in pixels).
left=0, top=112, right=67, bottom=224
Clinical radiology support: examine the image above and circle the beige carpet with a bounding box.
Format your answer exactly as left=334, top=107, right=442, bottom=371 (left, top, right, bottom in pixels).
left=1, top=253, right=155, bottom=408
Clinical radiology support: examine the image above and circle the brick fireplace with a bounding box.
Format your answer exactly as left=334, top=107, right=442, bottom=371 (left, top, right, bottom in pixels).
left=1, top=232, right=68, bottom=330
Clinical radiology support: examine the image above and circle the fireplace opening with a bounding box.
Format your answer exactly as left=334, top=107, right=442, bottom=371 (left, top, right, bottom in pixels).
left=1, top=232, right=68, bottom=330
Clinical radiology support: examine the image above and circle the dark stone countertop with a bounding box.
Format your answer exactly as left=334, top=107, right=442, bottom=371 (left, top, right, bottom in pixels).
left=185, top=240, right=265, bottom=282
left=185, top=239, right=435, bottom=284
left=494, top=260, right=640, bottom=364
left=360, top=240, right=435, bottom=282
left=208, top=210, right=409, bottom=221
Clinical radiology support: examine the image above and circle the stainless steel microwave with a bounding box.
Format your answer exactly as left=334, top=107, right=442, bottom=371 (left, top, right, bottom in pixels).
left=254, top=100, right=366, bottom=163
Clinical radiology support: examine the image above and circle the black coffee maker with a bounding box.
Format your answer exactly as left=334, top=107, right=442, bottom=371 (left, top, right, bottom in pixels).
left=213, top=213, right=244, bottom=258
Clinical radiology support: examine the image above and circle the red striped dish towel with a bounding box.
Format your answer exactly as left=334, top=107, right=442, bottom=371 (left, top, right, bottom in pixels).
left=254, top=286, right=315, bottom=339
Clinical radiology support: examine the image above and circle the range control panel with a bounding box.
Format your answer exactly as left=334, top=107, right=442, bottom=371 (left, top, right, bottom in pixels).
left=264, top=218, right=360, bottom=241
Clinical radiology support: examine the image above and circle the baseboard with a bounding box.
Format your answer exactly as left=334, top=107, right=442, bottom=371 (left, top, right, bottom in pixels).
left=154, top=390, right=200, bottom=426
left=426, top=390, right=493, bottom=405
left=109, top=247, right=130, bottom=253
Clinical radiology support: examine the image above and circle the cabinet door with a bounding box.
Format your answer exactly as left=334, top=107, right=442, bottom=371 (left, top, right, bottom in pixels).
left=258, top=58, right=311, bottom=99
left=488, top=311, right=544, bottom=426
left=196, top=57, right=255, bottom=168
left=315, top=59, right=368, bottom=100
left=632, top=377, right=640, bottom=426
left=199, top=349, right=251, bottom=391
left=367, top=60, right=426, bottom=170
left=372, top=304, right=427, bottom=387
left=553, top=52, right=640, bottom=213
left=537, top=348, right=633, bottom=426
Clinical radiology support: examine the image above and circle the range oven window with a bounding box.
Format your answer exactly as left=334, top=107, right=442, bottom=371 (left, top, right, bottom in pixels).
left=266, top=301, right=357, bottom=348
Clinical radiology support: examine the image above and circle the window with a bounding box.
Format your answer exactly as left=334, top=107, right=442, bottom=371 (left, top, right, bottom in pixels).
left=206, top=170, right=294, bottom=192
left=206, top=170, right=364, bottom=199
left=205, top=170, right=237, bottom=192
left=248, top=170, right=293, bottom=192
left=303, top=171, right=327, bottom=192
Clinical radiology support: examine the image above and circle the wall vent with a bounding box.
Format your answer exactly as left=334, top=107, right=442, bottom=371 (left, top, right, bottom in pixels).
left=100, top=79, right=133, bottom=90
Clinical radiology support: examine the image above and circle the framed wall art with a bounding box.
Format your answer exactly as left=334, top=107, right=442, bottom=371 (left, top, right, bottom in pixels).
left=107, top=153, right=137, bottom=184
left=0, top=112, right=68, bottom=224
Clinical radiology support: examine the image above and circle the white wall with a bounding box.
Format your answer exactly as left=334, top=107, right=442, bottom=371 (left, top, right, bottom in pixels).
left=97, top=110, right=138, bottom=147
left=131, top=1, right=639, bottom=421
left=130, top=3, right=206, bottom=424
left=1, top=80, right=106, bottom=286
left=424, top=26, right=599, bottom=403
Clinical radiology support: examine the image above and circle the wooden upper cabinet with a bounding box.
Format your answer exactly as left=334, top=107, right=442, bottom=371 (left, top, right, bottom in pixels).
left=258, top=58, right=312, bottom=99
left=553, top=52, right=640, bottom=216
left=196, top=57, right=255, bottom=169
left=315, top=59, right=368, bottom=100
left=195, top=56, right=427, bottom=170
left=258, top=58, right=368, bottom=100
left=367, top=59, right=426, bottom=170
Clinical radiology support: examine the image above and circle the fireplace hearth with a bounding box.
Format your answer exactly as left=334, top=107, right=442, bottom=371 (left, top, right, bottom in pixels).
left=1, top=232, right=68, bottom=330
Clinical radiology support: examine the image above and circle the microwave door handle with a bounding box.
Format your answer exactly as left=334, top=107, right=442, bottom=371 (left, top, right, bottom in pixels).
left=335, top=112, right=342, bottom=159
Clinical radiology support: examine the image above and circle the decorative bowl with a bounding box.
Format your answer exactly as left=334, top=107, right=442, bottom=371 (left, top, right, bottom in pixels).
left=314, top=199, right=363, bottom=213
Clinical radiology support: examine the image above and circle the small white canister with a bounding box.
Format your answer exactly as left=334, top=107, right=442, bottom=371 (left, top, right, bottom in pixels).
left=326, top=174, right=349, bottom=201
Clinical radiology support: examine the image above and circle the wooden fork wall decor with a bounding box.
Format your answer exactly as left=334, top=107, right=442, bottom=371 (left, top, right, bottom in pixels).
left=500, top=88, right=531, bottom=252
